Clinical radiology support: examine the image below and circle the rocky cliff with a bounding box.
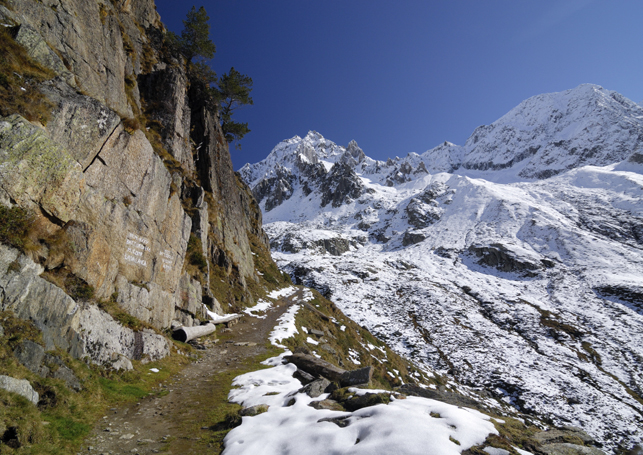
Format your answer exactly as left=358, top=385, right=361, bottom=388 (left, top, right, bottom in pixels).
left=0, top=0, right=273, bottom=369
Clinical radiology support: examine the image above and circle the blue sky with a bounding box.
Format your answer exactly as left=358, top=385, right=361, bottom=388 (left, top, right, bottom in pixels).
left=154, top=0, right=643, bottom=169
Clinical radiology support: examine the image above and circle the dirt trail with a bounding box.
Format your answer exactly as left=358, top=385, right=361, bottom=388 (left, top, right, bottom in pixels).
left=82, top=289, right=303, bottom=455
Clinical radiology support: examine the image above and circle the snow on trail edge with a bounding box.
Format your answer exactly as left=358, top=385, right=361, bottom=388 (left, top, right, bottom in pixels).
left=223, top=287, right=499, bottom=455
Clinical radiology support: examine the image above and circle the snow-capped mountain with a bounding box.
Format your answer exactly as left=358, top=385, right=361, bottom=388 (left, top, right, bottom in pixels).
left=240, top=84, right=643, bottom=452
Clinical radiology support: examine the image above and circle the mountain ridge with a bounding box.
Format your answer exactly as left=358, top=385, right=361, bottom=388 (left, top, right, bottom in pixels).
left=241, top=84, right=643, bottom=452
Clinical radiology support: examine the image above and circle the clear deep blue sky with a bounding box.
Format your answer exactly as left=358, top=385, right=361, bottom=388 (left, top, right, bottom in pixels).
left=153, top=0, right=643, bottom=169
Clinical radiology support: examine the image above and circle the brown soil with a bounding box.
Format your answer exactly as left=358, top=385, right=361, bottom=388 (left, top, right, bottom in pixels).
left=82, top=289, right=304, bottom=455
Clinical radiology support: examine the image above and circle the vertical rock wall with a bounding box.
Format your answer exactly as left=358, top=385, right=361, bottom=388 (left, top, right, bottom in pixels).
left=0, top=0, right=269, bottom=365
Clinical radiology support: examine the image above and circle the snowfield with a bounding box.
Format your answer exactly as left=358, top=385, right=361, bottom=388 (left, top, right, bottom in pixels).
left=240, top=84, right=643, bottom=452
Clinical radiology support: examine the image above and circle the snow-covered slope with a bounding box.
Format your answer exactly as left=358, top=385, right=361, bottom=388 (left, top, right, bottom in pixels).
left=240, top=84, right=643, bottom=452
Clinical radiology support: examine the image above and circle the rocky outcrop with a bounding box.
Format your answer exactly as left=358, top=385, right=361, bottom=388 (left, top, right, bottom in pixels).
left=284, top=352, right=373, bottom=387
left=467, top=243, right=553, bottom=276
left=252, top=165, right=296, bottom=212
left=0, top=244, right=169, bottom=366
left=320, top=162, right=364, bottom=208
left=0, top=375, right=39, bottom=405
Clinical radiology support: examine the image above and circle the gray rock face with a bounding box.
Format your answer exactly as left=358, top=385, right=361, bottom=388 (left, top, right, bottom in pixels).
left=13, top=340, right=47, bottom=376
left=115, top=277, right=175, bottom=330
left=0, top=244, right=169, bottom=366
left=1, top=0, right=272, bottom=370
left=138, top=67, right=193, bottom=173
left=0, top=245, right=81, bottom=352
left=0, top=375, right=39, bottom=405
left=0, top=115, right=84, bottom=223
left=191, top=94, right=266, bottom=288
left=7, top=0, right=132, bottom=115
left=41, top=79, right=121, bottom=170
left=13, top=24, right=76, bottom=87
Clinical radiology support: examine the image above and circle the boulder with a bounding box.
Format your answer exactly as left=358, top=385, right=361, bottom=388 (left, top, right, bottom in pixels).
left=405, top=198, right=442, bottom=228
left=285, top=353, right=373, bottom=387
left=534, top=428, right=596, bottom=446
left=284, top=353, right=346, bottom=383
left=340, top=366, right=373, bottom=387
left=402, top=230, right=427, bottom=246
left=468, top=243, right=542, bottom=276
left=299, top=378, right=331, bottom=398
left=53, top=365, right=82, bottom=392
left=293, top=369, right=315, bottom=385
left=399, top=384, right=487, bottom=411
left=0, top=375, right=39, bottom=405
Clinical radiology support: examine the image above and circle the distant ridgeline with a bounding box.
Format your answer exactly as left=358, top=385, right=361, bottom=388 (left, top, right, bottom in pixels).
left=0, top=0, right=286, bottom=370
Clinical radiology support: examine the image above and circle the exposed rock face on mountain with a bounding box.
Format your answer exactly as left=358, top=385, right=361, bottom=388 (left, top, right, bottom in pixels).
left=0, top=0, right=268, bottom=368
left=241, top=85, right=643, bottom=452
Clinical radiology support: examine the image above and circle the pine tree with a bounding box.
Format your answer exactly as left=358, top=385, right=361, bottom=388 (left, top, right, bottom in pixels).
left=211, top=67, right=254, bottom=145
left=165, top=6, right=215, bottom=68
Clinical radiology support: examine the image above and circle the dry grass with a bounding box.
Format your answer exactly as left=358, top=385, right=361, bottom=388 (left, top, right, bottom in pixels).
left=0, top=206, right=35, bottom=250
left=0, top=26, right=55, bottom=123
left=281, top=288, right=433, bottom=390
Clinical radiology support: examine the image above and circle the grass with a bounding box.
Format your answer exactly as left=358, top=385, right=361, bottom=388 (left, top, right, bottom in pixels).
left=187, top=234, right=208, bottom=272
left=0, top=26, right=55, bottom=123
left=168, top=342, right=283, bottom=454
left=0, top=206, right=34, bottom=250
left=0, top=308, right=194, bottom=453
